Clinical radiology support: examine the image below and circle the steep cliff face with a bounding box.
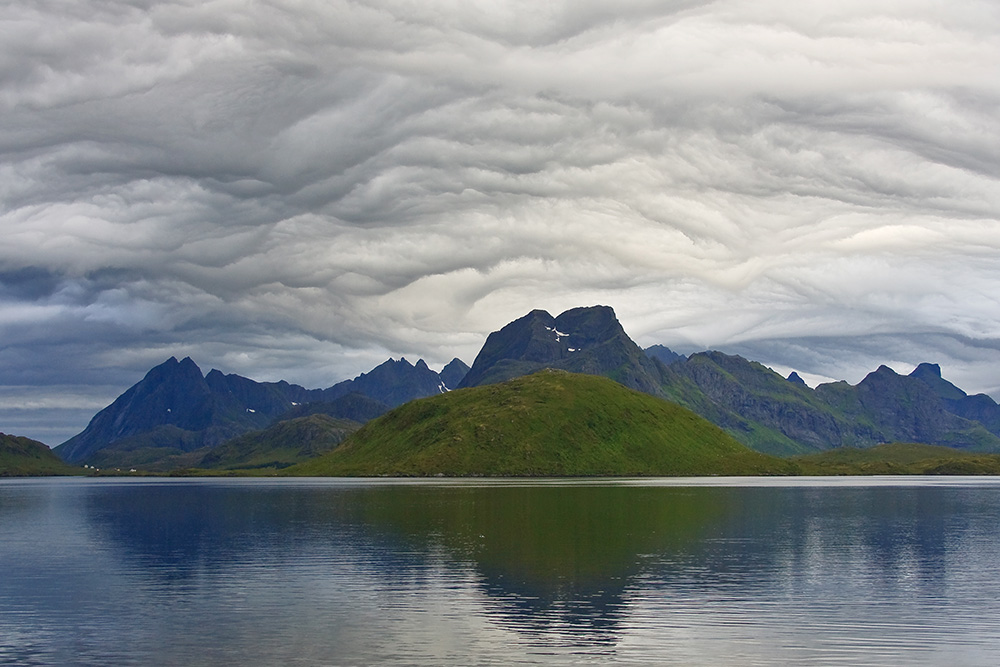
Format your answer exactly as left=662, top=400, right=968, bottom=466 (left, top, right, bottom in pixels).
left=55, top=354, right=464, bottom=464
left=659, top=351, right=872, bottom=455
left=459, top=305, right=664, bottom=395
left=645, top=345, right=684, bottom=366
left=57, top=357, right=225, bottom=462
left=439, top=358, right=471, bottom=389
left=656, top=353, right=1000, bottom=455
left=322, top=357, right=452, bottom=407
left=846, top=365, right=1000, bottom=449
left=910, top=362, right=1000, bottom=435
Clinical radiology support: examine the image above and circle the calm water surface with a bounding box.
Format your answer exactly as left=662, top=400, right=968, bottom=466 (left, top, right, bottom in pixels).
left=2, top=476, right=1000, bottom=665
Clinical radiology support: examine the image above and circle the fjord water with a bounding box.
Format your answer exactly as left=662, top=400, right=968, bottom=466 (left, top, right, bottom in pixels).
left=3, top=478, right=1000, bottom=665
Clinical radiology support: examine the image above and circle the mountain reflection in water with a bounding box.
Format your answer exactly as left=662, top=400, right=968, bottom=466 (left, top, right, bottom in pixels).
left=3, top=478, right=1000, bottom=665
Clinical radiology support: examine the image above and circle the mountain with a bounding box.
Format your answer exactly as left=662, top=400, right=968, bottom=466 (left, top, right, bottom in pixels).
left=55, top=355, right=465, bottom=466
left=787, top=372, right=806, bottom=385
left=287, top=370, right=793, bottom=477
left=50, top=305, right=1000, bottom=472
left=322, top=357, right=454, bottom=407
left=813, top=365, right=1000, bottom=451
left=645, top=344, right=684, bottom=366
left=657, top=351, right=872, bottom=455
left=272, top=392, right=389, bottom=424
left=439, top=358, right=471, bottom=389
left=656, top=352, right=1000, bottom=455
left=459, top=306, right=664, bottom=396
left=1, top=432, right=79, bottom=476
left=456, top=307, right=842, bottom=455
left=198, top=414, right=362, bottom=471
left=55, top=357, right=304, bottom=464
left=909, top=362, right=1000, bottom=434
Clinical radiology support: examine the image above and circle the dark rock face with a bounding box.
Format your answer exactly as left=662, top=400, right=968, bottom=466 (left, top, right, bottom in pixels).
left=659, top=351, right=871, bottom=455
left=909, top=362, right=1000, bottom=435
left=439, top=358, right=471, bottom=390
left=459, top=310, right=564, bottom=388
left=56, top=355, right=460, bottom=464
left=787, top=371, right=806, bottom=385
left=656, top=353, right=1000, bottom=455
left=845, top=365, right=994, bottom=447
left=645, top=345, right=685, bottom=366
left=459, top=305, right=664, bottom=396
left=321, top=357, right=450, bottom=408
left=57, top=357, right=224, bottom=462
left=273, top=393, right=390, bottom=424
left=909, top=363, right=964, bottom=399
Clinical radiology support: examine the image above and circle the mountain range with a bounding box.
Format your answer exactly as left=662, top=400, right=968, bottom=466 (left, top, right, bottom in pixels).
left=55, top=355, right=469, bottom=467
left=41, top=304, right=1000, bottom=470
left=288, top=370, right=792, bottom=477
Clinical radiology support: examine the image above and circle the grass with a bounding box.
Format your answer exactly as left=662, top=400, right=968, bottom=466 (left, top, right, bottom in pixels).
left=0, top=432, right=81, bottom=476
left=285, top=370, right=795, bottom=477
left=793, top=442, right=1000, bottom=475
left=198, top=414, right=361, bottom=471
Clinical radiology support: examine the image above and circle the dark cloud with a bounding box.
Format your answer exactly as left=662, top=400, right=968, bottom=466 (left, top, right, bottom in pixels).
left=2, top=0, right=999, bottom=444
left=0, top=267, right=62, bottom=300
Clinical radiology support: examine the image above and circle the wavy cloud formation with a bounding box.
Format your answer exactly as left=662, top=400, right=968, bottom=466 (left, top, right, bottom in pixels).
left=2, top=0, right=999, bottom=442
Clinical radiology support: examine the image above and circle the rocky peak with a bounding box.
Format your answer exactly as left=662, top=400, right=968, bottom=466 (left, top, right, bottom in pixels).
left=912, top=362, right=942, bottom=378
left=787, top=371, right=806, bottom=385
left=459, top=305, right=663, bottom=395
left=440, top=358, right=470, bottom=389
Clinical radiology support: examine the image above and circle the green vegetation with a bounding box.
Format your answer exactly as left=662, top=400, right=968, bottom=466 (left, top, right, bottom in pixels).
left=0, top=432, right=81, bottom=476
left=793, top=442, right=1000, bottom=475
left=199, top=414, right=361, bottom=471
left=286, top=370, right=795, bottom=477
left=659, top=352, right=842, bottom=456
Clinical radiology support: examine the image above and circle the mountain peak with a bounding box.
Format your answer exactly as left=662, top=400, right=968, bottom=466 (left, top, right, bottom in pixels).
left=440, top=358, right=470, bottom=389
left=911, top=362, right=942, bottom=378
left=910, top=362, right=968, bottom=401
left=869, top=365, right=900, bottom=379
left=787, top=371, right=806, bottom=385
left=144, top=356, right=204, bottom=384
left=459, top=305, right=663, bottom=395
left=56, top=356, right=214, bottom=462
left=324, top=354, right=452, bottom=408
left=645, top=344, right=684, bottom=366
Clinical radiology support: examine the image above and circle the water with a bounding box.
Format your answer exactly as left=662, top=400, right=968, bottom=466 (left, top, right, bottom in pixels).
left=2, top=477, right=1000, bottom=665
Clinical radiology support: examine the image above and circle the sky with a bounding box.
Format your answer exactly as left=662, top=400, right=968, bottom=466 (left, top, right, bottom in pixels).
left=2, top=0, right=999, bottom=445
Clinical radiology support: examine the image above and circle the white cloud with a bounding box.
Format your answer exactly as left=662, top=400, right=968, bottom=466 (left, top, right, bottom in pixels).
left=2, top=0, right=999, bottom=442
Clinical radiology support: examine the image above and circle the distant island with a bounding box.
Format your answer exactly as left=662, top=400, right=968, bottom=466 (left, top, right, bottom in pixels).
left=5, top=305, right=1000, bottom=478
left=0, top=433, right=78, bottom=477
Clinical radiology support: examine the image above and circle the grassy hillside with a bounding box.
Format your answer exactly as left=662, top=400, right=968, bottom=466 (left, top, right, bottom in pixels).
left=0, top=432, right=80, bottom=476
left=794, top=442, right=1000, bottom=475
left=286, top=370, right=795, bottom=477
left=199, top=414, right=362, bottom=471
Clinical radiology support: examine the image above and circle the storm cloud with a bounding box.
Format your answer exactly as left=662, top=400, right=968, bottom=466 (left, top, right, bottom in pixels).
left=2, top=0, right=999, bottom=443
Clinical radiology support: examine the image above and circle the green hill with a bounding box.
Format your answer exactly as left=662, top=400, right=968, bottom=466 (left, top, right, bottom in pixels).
left=286, top=370, right=794, bottom=477
left=794, top=442, right=1000, bottom=475
left=1, top=432, right=80, bottom=476
left=199, top=414, right=362, bottom=471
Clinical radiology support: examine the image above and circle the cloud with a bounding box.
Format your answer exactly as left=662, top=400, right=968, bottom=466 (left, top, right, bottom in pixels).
left=2, top=0, right=999, bottom=443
